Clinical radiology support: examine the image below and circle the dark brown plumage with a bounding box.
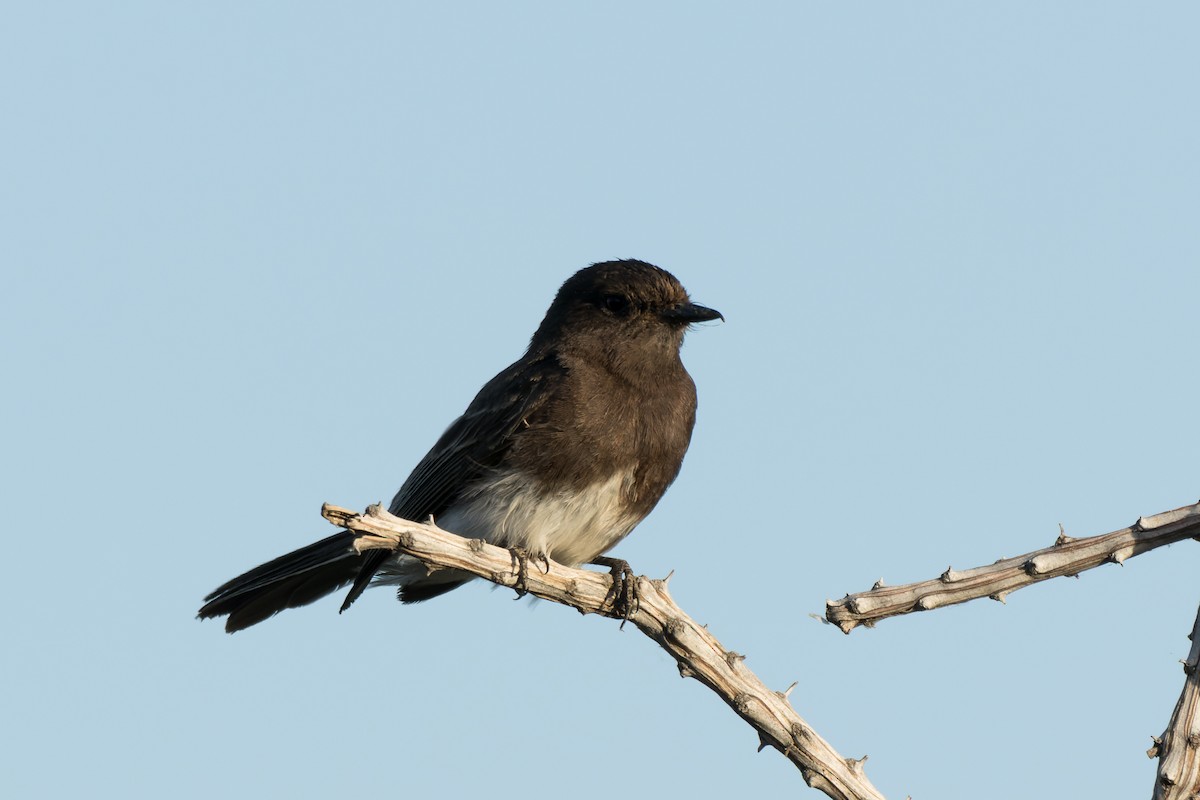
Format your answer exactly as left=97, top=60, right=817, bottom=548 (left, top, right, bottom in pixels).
left=199, top=259, right=720, bottom=632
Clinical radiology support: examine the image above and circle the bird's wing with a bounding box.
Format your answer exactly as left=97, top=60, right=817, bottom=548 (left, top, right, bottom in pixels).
left=339, top=352, right=561, bottom=610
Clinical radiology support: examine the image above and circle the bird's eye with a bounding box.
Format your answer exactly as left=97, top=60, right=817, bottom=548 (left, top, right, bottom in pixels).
left=603, top=294, right=631, bottom=315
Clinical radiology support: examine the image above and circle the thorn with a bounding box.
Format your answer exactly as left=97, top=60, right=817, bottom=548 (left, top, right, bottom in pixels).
left=837, top=620, right=857, bottom=635
left=1055, top=523, right=1076, bottom=546
left=662, top=569, right=675, bottom=585
left=845, top=754, right=869, bottom=773
left=757, top=733, right=772, bottom=753
left=940, top=566, right=964, bottom=583
left=774, top=681, right=798, bottom=702
left=1148, top=734, right=1165, bottom=759
left=677, top=662, right=695, bottom=679
left=872, top=578, right=887, bottom=589
left=725, top=651, right=746, bottom=668
left=1108, top=547, right=1132, bottom=565
left=1182, top=659, right=1197, bottom=675
left=990, top=592, right=1008, bottom=604
left=809, top=612, right=831, bottom=625
left=365, top=502, right=383, bottom=516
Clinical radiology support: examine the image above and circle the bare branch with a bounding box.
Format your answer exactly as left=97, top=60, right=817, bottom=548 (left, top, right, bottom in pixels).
left=826, top=501, right=1200, bottom=634
left=322, top=503, right=888, bottom=800
left=1149, top=601, right=1200, bottom=799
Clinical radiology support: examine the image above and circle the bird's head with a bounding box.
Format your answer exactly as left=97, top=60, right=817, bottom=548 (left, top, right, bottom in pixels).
left=530, top=260, right=722, bottom=363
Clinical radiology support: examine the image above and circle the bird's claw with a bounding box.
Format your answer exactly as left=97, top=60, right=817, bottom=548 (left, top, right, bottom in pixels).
left=591, top=556, right=639, bottom=626
left=508, top=547, right=549, bottom=598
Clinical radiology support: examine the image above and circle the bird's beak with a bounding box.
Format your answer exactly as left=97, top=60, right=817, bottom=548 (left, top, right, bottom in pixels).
left=661, top=302, right=724, bottom=324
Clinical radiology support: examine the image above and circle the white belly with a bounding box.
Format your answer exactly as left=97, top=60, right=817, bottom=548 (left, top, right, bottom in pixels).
left=438, top=468, right=640, bottom=566
left=373, top=468, right=642, bottom=591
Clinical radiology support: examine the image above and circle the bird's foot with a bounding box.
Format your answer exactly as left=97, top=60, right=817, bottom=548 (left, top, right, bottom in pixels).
left=590, top=556, right=639, bottom=626
left=508, top=547, right=549, bottom=598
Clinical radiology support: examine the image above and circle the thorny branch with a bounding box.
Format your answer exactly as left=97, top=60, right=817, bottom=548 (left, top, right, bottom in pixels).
left=321, top=502, right=887, bottom=800
left=825, top=501, right=1200, bottom=634
left=1150, top=600, right=1200, bottom=799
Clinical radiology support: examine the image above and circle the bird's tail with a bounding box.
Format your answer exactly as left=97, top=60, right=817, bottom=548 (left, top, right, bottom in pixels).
left=197, top=531, right=362, bottom=633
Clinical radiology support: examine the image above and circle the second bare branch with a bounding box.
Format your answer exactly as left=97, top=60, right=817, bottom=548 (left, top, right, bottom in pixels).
left=826, top=501, right=1200, bottom=634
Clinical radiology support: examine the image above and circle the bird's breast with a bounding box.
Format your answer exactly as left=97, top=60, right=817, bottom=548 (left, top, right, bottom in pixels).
left=435, top=468, right=642, bottom=566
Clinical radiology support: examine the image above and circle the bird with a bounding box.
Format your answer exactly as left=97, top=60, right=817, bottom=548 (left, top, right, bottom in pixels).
left=198, top=259, right=721, bottom=632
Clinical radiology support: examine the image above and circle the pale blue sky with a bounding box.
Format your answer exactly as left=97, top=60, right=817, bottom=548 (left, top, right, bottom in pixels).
left=4, top=3, right=1198, bottom=798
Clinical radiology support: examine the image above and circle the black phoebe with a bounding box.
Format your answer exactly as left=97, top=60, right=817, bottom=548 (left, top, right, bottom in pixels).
left=199, top=259, right=721, bottom=632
